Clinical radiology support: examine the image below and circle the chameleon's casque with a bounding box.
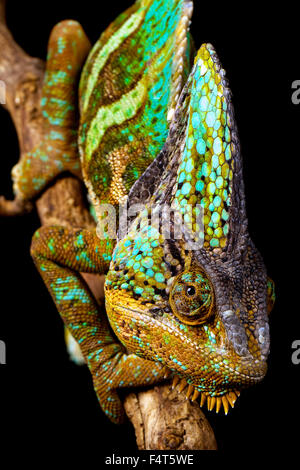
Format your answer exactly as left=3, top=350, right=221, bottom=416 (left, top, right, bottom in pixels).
left=1, top=0, right=274, bottom=422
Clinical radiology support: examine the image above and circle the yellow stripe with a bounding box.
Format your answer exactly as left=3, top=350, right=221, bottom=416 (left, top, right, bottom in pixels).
left=85, top=79, right=147, bottom=160
left=82, top=9, right=145, bottom=112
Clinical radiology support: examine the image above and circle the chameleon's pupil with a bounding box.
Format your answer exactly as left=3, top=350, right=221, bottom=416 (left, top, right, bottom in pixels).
left=186, top=286, right=196, bottom=296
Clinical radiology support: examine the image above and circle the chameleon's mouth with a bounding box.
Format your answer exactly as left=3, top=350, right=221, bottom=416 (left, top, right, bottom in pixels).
left=164, top=368, right=240, bottom=414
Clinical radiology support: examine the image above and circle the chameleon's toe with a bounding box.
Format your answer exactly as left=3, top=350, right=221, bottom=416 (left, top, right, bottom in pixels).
left=0, top=195, right=33, bottom=216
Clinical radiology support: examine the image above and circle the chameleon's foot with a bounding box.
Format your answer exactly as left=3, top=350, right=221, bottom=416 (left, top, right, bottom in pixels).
left=91, top=351, right=166, bottom=424
left=0, top=196, right=33, bottom=216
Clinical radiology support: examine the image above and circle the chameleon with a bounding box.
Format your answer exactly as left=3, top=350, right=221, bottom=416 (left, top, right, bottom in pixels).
left=0, top=0, right=275, bottom=423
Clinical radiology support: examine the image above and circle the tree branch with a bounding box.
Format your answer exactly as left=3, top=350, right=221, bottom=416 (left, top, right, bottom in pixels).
left=0, top=0, right=217, bottom=450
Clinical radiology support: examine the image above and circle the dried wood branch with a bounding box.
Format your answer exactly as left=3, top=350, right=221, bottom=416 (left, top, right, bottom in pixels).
left=0, top=0, right=217, bottom=450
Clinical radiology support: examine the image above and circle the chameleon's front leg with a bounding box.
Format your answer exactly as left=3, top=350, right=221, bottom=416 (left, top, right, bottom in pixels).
left=31, top=226, right=165, bottom=423
left=0, top=20, right=91, bottom=214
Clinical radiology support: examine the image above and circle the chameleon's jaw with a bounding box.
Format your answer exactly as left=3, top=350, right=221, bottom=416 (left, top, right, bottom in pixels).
left=105, top=291, right=268, bottom=415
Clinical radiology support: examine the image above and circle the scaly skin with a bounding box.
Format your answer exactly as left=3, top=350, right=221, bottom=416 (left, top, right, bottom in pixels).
left=3, top=0, right=275, bottom=422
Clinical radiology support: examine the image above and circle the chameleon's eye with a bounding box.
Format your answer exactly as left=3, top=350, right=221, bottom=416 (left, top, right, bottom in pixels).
left=170, top=271, right=214, bottom=325
left=267, top=277, right=275, bottom=314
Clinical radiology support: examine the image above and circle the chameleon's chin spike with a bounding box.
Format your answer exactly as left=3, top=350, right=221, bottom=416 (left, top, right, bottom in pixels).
left=200, top=393, right=207, bottom=408
left=195, top=390, right=240, bottom=414
left=222, top=396, right=229, bottom=415
left=209, top=396, right=216, bottom=411
left=185, top=384, right=194, bottom=400
left=178, top=378, right=188, bottom=392
left=172, top=375, right=180, bottom=389
left=162, top=366, right=172, bottom=379
left=191, top=388, right=200, bottom=402
left=216, top=397, right=222, bottom=413
left=206, top=395, right=212, bottom=411
left=227, top=391, right=237, bottom=408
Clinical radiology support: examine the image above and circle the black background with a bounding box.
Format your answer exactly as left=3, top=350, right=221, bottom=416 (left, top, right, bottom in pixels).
left=0, top=0, right=299, bottom=457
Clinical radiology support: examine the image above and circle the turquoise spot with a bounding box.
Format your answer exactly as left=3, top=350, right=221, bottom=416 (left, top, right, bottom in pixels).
left=155, top=273, right=165, bottom=283
left=202, top=162, right=209, bottom=177
left=210, top=171, right=216, bottom=181
left=185, top=158, right=194, bottom=173
left=181, top=182, right=192, bottom=196
left=225, top=126, right=230, bottom=142
left=204, top=70, right=211, bottom=83
left=206, top=111, right=216, bottom=127
left=192, top=112, right=201, bottom=129
left=178, top=171, right=186, bottom=184
left=196, top=76, right=204, bottom=91
left=196, top=138, right=206, bottom=155
left=225, top=144, right=231, bottom=161
left=199, top=96, right=209, bottom=112
left=213, top=196, right=222, bottom=207
left=211, top=212, right=220, bottom=224
left=213, top=137, right=222, bottom=155
left=195, top=180, right=204, bottom=192
left=210, top=238, right=219, bottom=247
left=214, top=120, right=221, bottom=131
left=223, top=223, right=229, bottom=236
left=216, top=176, right=223, bottom=188
left=134, top=287, right=144, bottom=295
left=222, top=209, right=229, bottom=221
left=142, top=258, right=153, bottom=269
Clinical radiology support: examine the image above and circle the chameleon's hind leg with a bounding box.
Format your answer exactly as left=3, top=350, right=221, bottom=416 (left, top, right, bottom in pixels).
left=31, top=226, right=165, bottom=423
left=0, top=20, right=91, bottom=213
